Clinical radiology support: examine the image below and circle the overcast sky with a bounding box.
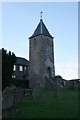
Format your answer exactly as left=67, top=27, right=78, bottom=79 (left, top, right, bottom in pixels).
left=1, top=2, right=78, bottom=80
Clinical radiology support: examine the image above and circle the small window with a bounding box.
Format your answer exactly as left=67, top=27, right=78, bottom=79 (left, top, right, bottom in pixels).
left=47, top=38, right=49, bottom=44
left=19, top=66, right=23, bottom=71
left=13, top=65, right=16, bottom=71
left=34, top=38, right=37, bottom=46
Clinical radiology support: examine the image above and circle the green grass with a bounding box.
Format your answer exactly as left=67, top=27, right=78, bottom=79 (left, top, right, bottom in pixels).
left=4, top=88, right=78, bottom=118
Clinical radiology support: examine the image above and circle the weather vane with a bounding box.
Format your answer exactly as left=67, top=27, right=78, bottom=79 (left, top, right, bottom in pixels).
left=40, top=11, right=43, bottom=19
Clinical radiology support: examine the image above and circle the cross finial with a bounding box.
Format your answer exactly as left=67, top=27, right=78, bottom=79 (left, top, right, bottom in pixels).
left=40, top=11, right=43, bottom=19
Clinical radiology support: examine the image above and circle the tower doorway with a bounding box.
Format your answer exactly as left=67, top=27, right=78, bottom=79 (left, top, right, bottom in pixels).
left=47, top=67, right=51, bottom=79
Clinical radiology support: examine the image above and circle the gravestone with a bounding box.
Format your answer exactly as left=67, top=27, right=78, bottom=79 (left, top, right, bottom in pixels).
left=14, top=87, right=25, bottom=103
left=54, top=76, right=63, bottom=99
left=32, top=84, right=41, bottom=100
left=2, top=86, right=24, bottom=116
left=2, top=87, right=15, bottom=110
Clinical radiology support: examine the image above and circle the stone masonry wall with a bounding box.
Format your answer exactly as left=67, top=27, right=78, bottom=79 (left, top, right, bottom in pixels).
left=29, top=35, right=55, bottom=89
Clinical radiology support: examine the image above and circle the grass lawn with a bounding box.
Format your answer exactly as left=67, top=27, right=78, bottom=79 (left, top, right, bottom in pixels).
left=4, top=88, right=78, bottom=118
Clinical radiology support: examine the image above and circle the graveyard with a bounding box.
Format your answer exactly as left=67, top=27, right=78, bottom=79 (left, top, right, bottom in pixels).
left=3, top=87, right=78, bottom=118
left=1, top=48, right=79, bottom=118
left=1, top=43, right=79, bottom=119
left=1, top=9, right=79, bottom=119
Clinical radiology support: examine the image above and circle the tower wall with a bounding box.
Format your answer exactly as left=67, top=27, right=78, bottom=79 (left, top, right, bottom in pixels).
left=29, top=35, right=55, bottom=89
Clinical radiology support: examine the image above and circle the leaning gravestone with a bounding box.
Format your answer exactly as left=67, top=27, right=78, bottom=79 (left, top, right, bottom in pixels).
left=32, top=84, right=41, bottom=100
left=54, top=76, right=63, bottom=99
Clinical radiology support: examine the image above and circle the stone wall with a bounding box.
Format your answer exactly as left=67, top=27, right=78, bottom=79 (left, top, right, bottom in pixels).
left=29, top=35, right=55, bottom=89
left=66, top=79, right=79, bottom=90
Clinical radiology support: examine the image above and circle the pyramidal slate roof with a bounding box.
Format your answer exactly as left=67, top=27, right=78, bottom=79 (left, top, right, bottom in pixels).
left=29, top=19, right=53, bottom=39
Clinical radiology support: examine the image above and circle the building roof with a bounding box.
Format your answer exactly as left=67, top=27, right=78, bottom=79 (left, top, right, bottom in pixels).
left=68, top=79, right=80, bottom=82
left=29, top=19, right=53, bottom=39
left=15, top=57, right=29, bottom=66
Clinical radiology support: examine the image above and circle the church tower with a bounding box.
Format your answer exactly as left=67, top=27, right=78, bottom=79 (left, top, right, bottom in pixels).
left=29, top=14, right=55, bottom=89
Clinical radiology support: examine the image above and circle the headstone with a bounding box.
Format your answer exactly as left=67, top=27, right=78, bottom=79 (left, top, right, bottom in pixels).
left=54, top=76, right=63, bottom=99
left=32, top=84, right=41, bottom=100
left=14, top=87, right=24, bottom=103
left=2, top=86, right=24, bottom=116
left=2, top=87, right=15, bottom=110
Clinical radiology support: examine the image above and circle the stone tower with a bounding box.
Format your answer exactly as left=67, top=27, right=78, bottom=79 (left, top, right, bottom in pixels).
left=29, top=17, right=55, bottom=89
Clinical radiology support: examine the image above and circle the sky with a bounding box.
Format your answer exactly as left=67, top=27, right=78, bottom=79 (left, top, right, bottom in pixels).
left=1, top=2, right=78, bottom=80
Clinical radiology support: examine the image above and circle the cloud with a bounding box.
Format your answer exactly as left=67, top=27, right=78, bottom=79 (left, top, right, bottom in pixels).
left=55, top=63, right=78, bottom=80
